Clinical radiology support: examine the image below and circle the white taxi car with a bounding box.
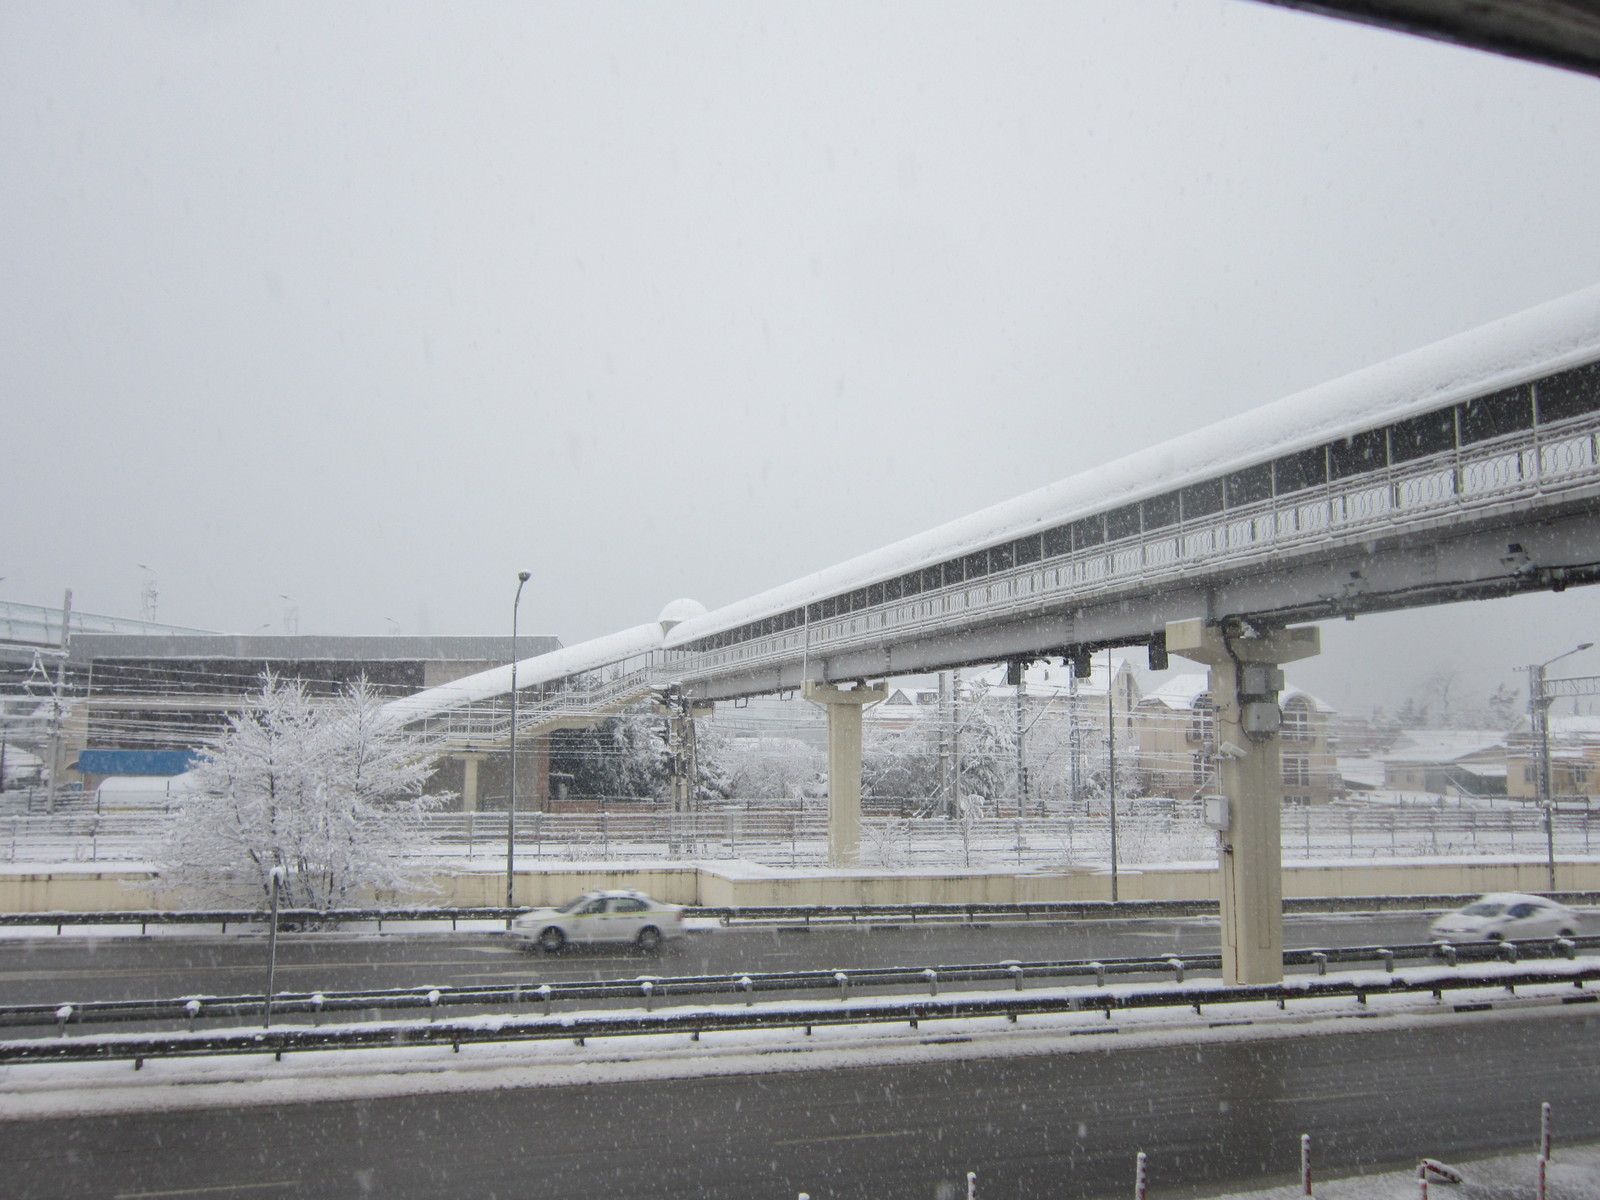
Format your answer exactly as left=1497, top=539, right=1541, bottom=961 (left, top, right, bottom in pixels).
left=510, top=890, right=686, bottom=953
left=1428, top=892, right=1581, bottom=943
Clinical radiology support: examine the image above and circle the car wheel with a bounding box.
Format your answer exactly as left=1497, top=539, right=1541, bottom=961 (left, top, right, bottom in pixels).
left=1560, top=927, right=1577, bottom=938
left=636, top=926, right=663, bottom=953
left=1487, top=931, right=1504, bottom=942
left=537, top=926, right=566, bottom=953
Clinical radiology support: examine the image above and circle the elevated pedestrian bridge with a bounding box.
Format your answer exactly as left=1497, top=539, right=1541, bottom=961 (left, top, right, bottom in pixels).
left=387, top=283, right=1600, bottom=746
left=665, top=288, right=1600, bottom=700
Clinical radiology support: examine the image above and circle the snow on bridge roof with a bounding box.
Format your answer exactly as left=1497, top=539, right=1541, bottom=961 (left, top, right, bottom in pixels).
left=665, top=282, right=1600, bottom=647
left=376, top=621, right=666, bottom=729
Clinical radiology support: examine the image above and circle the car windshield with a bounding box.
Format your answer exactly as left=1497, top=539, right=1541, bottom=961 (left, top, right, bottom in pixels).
left=557, top=895, right=597, bottom=915
left=1462, top=903, right=1505, bottom=917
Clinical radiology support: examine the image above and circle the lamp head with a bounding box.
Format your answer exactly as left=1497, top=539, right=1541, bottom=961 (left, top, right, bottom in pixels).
left=517, top=571, right=531, bottom=583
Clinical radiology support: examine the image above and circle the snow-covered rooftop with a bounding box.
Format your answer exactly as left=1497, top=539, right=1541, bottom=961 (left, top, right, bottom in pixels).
left=1379, top=730, right=1509, bottom=765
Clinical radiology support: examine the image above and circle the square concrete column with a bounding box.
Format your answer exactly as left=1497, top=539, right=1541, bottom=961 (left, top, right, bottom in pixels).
left=459, top=755, right=481, bottom=813
left=1166, top=619, right=1320, bottom=985
left=803, top=681, right=888, bottom=867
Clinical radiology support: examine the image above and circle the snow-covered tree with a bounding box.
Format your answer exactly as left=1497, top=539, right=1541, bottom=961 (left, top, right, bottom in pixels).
left=722, top=736, right=825, bottom=802
left=162, top=674, right=452, bottom=909
left=550, top=709, right=671, bottom=799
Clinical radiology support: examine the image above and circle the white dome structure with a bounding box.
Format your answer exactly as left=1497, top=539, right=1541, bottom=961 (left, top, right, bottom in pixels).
left=657, top=598, right=707, bottom=634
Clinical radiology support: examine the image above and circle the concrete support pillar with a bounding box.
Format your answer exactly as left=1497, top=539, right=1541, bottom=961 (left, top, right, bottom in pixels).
left=532, top=735, right=552, bottom=811
left=459, top=755, right=481, bottom=813
left=1166, top=619, right=1320, bottom=985
left=803, top=681, right=888, bottom=867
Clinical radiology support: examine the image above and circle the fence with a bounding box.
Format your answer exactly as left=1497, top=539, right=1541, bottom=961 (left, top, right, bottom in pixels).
left=4, top=956, right=1596, bottom=1066
left=4, top=802, right=1598, bottom=869
left=11, top=934, right=1594, bottom=1035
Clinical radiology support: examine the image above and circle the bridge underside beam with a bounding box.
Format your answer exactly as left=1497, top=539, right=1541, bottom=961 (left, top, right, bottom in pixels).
left=687, top=498, right=1600, bottom=703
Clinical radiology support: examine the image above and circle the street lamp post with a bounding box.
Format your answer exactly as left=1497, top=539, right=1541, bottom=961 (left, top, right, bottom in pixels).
left=505, top=571, right=531, bottom=915
left=1528, top=642, right=1593, bottom=892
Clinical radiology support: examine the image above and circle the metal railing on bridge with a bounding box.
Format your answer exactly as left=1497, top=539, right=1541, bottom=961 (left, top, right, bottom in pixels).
left=426, top=665, right=657, bottom=750
left=666, top=408, right=1600, bottom=686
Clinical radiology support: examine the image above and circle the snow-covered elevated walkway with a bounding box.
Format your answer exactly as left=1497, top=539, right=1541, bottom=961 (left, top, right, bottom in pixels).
left=377, top=599, right=707, bottom=752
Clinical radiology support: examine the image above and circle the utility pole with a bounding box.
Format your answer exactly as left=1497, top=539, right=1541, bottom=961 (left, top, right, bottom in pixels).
left=1011, top=660, right=1028, bottom=818
left=504, top=571, right=530, bottom=914
left=937, top=672, right=952, bottom=816
left=1527, top=643, right=1593, bottom=892
left=951, top=669, right=963, bottom=816
left=45, top=589, right=71, bottom=814
left=1068, top=665, right=1081, bottom=806
left=1106, top=649, right=1118, bottom=902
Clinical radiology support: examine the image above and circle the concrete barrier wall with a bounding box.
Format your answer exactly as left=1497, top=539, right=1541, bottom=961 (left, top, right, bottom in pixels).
left=5, top=858, right=1599, bottom=913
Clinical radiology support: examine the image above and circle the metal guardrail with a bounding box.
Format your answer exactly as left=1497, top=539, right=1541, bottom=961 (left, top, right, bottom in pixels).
left=2, top=892, right=1597, bottom=932
left=11, top=935, right=1599, bottom=1034
left=6, top=958, right=1597, bottom=1066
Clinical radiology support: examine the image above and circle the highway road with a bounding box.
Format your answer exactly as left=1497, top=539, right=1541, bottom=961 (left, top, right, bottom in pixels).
left=0, top=912, right=1441, bottom=1007
left=3, top=1002, right=1595, bottom=1199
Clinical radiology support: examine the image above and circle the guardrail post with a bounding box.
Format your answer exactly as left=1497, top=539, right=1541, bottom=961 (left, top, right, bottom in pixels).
left=739, top=975, right=753, bottom=1005
left=923, top=969, right=938, bottom=997
left=538, top=984, right=552, bottom=1016
left=1378, top=949, right=1394, bottom=973
left=1091, top=961, right=1106, bottom=987
left=310, top=994, right=323, bottom=1026
left=1166, top=957, right=1185, bottom=984
left=1311, top=952, right=1327, bottom=975
left=1135, top=1151, right=1147, bottom=1200
left=834, top=971, right=849, bottom=1001
left=1301, top=1133, right=1312, bottom=1196
left=263, top=867, right=282, bottom=1029
left=1541, top=1100, right=1552, bottom=1161
left=1008, top=963, right=1024, bottom=991
left=426, top=989, right=442, bottom=1021
left=55, top=1004, right=71, bottom=1036
left=641, top=981, right=654, bottom=1012
left=1437, top=944, right=1456, bottom=968
left=185, top=999, right=201, bottom=1031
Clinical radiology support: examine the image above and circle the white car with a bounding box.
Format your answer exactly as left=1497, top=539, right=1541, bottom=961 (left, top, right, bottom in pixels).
left=1429, top=893, right=1581, bottom=943
left=510, top=890, right=686, bottom=953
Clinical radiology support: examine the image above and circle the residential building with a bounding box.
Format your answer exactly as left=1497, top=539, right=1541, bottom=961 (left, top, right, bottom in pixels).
left=1378, top=730, right=1509, bottom=797
left=1506, top=714, right=1600, bottom=801
left=1134, top=673, right=1340, bottom=805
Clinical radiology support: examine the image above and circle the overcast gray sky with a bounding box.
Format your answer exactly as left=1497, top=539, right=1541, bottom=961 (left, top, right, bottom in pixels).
left=5, top=0, right=1600, bottom=716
